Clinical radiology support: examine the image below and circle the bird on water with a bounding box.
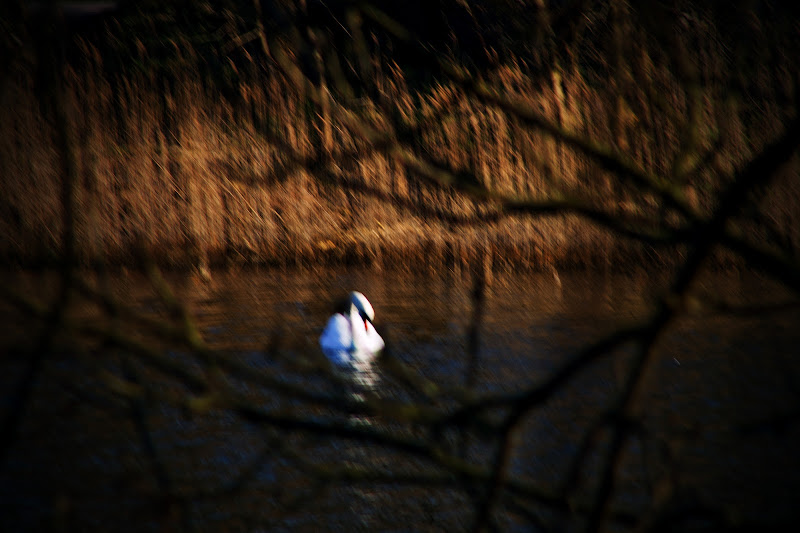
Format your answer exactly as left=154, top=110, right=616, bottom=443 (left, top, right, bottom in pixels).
left=319, top=291, right=385, bottom=367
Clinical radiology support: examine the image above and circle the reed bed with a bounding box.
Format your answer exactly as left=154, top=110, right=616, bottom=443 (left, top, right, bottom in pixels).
left=1, top=35, right=797, bottom=274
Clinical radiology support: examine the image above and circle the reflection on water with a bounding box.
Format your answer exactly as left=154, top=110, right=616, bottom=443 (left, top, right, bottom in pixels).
left=1, top=267, right=799, bottom=531
left=339, top=360, right=381, bottom=393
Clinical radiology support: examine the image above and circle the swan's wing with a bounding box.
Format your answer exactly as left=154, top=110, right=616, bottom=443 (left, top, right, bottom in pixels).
left=320, top=314, right=353, bottom=365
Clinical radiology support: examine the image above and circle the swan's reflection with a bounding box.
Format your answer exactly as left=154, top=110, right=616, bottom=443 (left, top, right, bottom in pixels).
left=332, top=359, right=381, bottom=428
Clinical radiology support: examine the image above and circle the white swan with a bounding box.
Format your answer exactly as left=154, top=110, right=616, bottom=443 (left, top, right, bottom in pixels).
left=319, top=291, right=385, bottom=367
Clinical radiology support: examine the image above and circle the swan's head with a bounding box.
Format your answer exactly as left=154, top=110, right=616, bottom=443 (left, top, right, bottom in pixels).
left=349, top=291, right=375, bottom=323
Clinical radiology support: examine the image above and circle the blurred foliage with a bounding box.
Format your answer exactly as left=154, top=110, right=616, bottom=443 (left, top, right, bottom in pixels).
left=8, top=1, right=798, bottom=95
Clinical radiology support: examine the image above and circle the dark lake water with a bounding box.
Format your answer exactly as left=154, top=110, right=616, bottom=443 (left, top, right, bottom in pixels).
left=1, top=267, right=799, bottom=531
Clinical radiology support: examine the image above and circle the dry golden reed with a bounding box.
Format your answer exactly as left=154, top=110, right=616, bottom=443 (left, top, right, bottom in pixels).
left=1, top=39, right=797, bottom=274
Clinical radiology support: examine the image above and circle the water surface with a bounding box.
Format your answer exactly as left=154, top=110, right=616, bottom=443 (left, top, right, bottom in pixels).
left=1, top=267, right=798, bottom=531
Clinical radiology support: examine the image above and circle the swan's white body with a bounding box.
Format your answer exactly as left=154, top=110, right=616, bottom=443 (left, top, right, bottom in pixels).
left=320, top=292, right=385, bottom=367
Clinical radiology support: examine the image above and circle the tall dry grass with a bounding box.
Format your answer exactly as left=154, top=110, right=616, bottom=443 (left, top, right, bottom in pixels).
left=1, top=32, right=797, bottom=274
